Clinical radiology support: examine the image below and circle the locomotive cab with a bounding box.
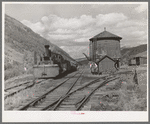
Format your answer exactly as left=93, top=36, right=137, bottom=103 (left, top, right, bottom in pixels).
left=33, top=45, right=77, bottom=79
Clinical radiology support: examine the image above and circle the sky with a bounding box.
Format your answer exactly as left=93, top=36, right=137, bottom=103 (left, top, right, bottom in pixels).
left=4, top=2, right=148, bottom=58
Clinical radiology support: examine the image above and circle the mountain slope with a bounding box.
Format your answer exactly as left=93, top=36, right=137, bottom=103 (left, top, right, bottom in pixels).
left=121, top=44, right=147, bottom=63
left=60, top=46, right=89, bottom=59
left=121, top=44, right=147, bottom=57
left=4, top=14, right=73, bottom=80
left=5, top=14, right=71, bottom=58
left=76, top=44, right=147, bottom=65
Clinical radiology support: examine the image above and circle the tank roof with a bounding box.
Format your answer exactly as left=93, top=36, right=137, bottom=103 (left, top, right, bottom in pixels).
left=89, top=30, right=122, bottom=41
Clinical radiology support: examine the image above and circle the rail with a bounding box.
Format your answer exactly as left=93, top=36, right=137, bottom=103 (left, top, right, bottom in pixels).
left=18, top=70, right=82, bottom=110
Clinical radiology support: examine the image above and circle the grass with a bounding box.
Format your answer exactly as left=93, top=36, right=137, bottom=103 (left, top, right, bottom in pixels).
left=5, top=74, right=34, bottom=89
left=90, top=67, right=147, bottom=111
left=5, top=83, right=42, bottom=110
left=5, top=65, right=147, bottom=111
left=5, top=78, right=55, bottom=110
left=5, top=66, right=24, bottom=81
left=4, top=50, right=34, bottom=81
left=91, top=85, right=147, bottom=111
left=118, top=86, right=147, bottom=111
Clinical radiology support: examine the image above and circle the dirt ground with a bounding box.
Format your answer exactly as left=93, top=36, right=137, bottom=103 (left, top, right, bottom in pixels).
left=4, top=64, right=147, bottom=111
left=89, top=64, right=147, bottom=111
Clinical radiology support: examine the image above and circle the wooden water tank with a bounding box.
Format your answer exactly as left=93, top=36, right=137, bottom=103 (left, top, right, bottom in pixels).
left=89, top=29, right=122, bottom=62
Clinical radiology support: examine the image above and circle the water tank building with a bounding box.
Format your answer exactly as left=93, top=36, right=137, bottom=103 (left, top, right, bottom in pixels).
left=89, top=28, right=122, bottom=62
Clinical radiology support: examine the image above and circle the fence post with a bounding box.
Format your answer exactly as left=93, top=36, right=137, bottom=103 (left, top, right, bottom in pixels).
left=133, top=69, right=138, bottom=86
left=34, top=51, right=37, bottom=65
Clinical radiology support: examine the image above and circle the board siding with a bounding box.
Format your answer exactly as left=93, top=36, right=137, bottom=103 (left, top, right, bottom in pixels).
left=90, top=39, right=121, bottom=61
left=98, top=57, right=116, bottom=73
left=96, top=40, right=120, bottom=59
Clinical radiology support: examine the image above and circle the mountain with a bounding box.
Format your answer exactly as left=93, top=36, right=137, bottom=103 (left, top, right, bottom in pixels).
left=4, top=14, right=74, bottom=80
left=75, top=44, right=147, bottom=65
left=60, top=46, right=89, bottom=59
left=76, top=57, right=89, bottom=65
left=120, top=44, right=147, bottom=63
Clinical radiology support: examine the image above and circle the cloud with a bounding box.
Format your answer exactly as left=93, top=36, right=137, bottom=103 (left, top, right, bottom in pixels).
left=75, top=28, right=93, bottom=35
left=21, top=14, right=96, bottom=41
left=75, top=37, right=89, bottom=42
left=135, top=4, right=147, bottom=13
left=41, top=16, right=49, bottom=23
left=48, top=34, right=76, bottom=40
left=116, top=20, right=146, bottom=28
left=53, top=29, right=73, bottom=34
left=40, top=14, right=95, bottom=30
left=22, top=20, right=45, bottom=34
left=131, top=31, right=145, bottom=37
left=96, top=13, right=127, bottom=26
left=21, top=12, right=147, bottom=58
left=22, top=13, right=127, bottom=41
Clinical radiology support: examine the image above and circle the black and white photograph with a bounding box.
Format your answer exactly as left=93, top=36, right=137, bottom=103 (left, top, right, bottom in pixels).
left=2, top=2, right=148, bottom=122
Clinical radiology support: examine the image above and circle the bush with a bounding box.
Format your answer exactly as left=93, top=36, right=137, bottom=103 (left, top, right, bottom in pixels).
left=4, top=64, right=25, bottom=81
left=5, top=68, right=22, bottom=80
left=4, top=63, right=13, bottom=70
left=26, top=67, right=33, bottom=74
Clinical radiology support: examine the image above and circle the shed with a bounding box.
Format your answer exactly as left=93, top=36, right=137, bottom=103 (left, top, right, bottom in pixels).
left=135, top=51, right=147, bottom=65
left=89, top=28, right=122, bottom=64
left=97, top=55, right=117, bottom=74
left=128, top=51, right=147, bottom=66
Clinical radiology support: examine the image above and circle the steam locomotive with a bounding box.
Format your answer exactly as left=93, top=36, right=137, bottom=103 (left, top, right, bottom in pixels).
left=33, top=45, right=77, bottom=79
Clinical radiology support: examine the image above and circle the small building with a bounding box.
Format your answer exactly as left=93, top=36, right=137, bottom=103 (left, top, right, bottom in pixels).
left=135, top=51, right=147, bottom=65
left=129, top=51, right=147, bottom=66
left=97, top=55, right=117, bottom=74
left=128, top=59, right=136, bottom=66
left=89, top=28, right=122, bottom=64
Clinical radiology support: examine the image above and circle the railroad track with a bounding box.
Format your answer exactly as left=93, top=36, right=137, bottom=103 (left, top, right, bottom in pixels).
left=49, top=76, right=119, bottom=111
left=17, top=69, right=84, bottom=110
left=4, top=78, right=46, bottom=99
left=16, top=69, right=118, bottom=111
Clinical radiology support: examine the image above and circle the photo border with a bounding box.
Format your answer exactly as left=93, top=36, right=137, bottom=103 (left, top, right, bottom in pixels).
left=1, top=0, right=149, bottom=123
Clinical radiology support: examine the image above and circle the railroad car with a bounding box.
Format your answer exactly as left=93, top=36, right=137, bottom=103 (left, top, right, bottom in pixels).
left=33, top=45, right=77, bottom=79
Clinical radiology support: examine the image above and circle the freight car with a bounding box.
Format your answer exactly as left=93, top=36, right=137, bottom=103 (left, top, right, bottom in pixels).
left=33, top=45, right=77, bottom=79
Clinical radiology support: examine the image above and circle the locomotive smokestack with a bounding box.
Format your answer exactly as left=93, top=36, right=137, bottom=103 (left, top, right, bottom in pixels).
left=45, top=45, right=50, bottom=57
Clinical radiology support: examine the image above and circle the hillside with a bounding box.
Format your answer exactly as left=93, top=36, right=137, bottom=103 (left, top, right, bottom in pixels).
left=76, top=44, right=147, bottom=65
left=4, top=14, right=74, bottom=80
left=60, top=46, right=89, bottom=59
left=5, top=14, right=72, bottom=57
left=120, top=44, right=147, bottom=63
left=76, top=57, right=89, bottom=65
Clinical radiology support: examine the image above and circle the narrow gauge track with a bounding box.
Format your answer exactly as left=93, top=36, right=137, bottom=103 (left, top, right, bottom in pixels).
left=17, top=69, right=118, bottom=111
left=17, top=69, right=84, bottom=110
left=45, top=76, right=119, bottom=111
left=4, top=79, right=46, bottom=99
left=5, top=80, right=33, bottom=92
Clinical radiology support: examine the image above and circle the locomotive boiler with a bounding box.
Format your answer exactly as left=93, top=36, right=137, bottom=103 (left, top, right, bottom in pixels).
left=33, top=45, right=77, bottom=79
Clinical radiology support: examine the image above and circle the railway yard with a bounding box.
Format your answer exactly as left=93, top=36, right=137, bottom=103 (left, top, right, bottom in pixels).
left=4, top=64, right=147, bottom=111
left=4, top=15, right=148, bottom=112
left=3, top=4, right=148, bottom=123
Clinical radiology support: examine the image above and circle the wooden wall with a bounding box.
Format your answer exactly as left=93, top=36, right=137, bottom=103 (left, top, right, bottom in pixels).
left=90, top=39, right=121, bottom=61
left=89, top=41, right=92, bottom=60
left=129, top=57, right=147, bottom=66
left=140, top=57, right=147, bottom=64
left=96, top=39, right=121, bottom=59
left=98, top=57, right=116, bottom=74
